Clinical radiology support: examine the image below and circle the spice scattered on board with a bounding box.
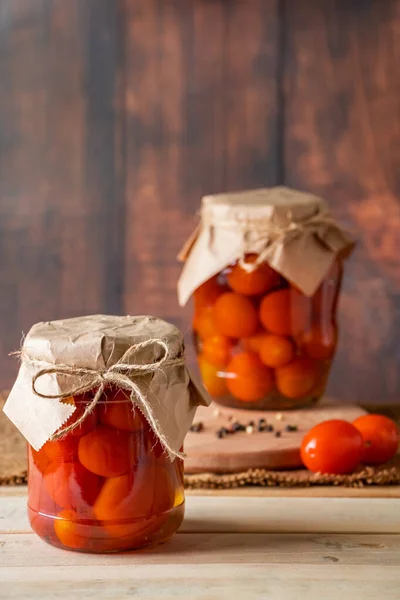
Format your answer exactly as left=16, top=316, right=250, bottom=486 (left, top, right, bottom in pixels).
left=187, top=416, right=301, bottom=439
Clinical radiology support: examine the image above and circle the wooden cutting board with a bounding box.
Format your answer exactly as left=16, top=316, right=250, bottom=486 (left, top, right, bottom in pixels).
left=185, top=402, right=367, bottom=473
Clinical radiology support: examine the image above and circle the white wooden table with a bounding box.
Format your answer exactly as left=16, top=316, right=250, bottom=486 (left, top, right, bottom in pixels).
left=1, top=486, right=400, bottom=599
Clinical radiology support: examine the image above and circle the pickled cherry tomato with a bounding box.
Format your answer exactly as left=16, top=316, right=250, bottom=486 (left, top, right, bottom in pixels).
left=194, top=276, right=224, bottom=308
left=301, top=420, right=364, bottom=474
left=226, top=352, right=274, bottom=402
left=98, top=388, right=143, bottom=432
left=44, top=461, right=102, bottom=511
left=227, top=255, right=280, bottom=296
left=213, top=292, right=259, bottom=338
left=43, top=437, right=78, bottom=462
left=276, top=357, right=319, bottom=399
left=54, top=509, right=85, bottom=550
left=64, top=403, right=97, bottom=438
left=301, top=323, right=337, bottom=360
left=94, top=463, right=155, bottom=524
left=259, top=288, right=311, bottom=337
left=202, top=335, right=233, bottom=367
left=353, top=414, right=399, bottom=465
left=30, top=446, right=52, bottom=474
left=198, top=355, right=227, bottom=397
left=28, top=458, right=58, bottom=514
left=196, top=305, right=219, bottom=339
left=78, top=426, right=137, bottom=477
left=259, top=334, right=294, bottom=368
left=242, top=331, right=269, bottom=353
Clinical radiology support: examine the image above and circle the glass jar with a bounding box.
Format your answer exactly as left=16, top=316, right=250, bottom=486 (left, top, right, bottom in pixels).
left=28, top=389, right=185, bottom=553
left=192, top=256, right=343, bottom=410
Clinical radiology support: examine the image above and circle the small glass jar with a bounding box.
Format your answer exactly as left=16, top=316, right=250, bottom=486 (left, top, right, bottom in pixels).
left=28, top=389, right=185, bottom=553
left=192, top=256, right=342, bottom=410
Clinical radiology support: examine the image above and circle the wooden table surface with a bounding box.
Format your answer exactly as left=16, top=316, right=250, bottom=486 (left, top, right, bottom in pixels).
left=1, top=486, right=400, bottom=599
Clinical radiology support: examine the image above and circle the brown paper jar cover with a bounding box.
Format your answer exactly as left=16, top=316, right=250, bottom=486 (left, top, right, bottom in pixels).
left=178, top=187, right=355, bottom=411
left=4, top=314, right=208, bottom=458
left=3, top=314, right=209, bottom=553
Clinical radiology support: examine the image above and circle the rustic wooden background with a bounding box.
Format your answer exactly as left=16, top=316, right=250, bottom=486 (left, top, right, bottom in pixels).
left=0, top=0, right=399, bottom=404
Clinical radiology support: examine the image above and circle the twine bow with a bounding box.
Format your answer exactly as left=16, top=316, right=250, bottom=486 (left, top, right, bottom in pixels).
left=19, top=339, right=185, bottom=460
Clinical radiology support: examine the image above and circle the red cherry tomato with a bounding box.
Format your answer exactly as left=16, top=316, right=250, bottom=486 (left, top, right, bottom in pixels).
left=353, top=414, right=399, bottom=465
left=301, top=420, right=364, bottom=474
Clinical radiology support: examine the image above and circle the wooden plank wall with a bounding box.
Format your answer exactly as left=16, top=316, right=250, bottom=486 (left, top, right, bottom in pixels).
left=0, top=0, right=399, bottom=404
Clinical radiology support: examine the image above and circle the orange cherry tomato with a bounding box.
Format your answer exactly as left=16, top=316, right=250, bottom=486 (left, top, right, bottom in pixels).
left=202, top=335, right=233, bottom=367
left=213, top=292, right=259, bottom=338
left=259, top=288, right=311, bottom=337
left=242, top=331, right=269, bottom=353
left=54, top=509, right=86, bottom=550
left=196, top=305, right=219, bottom=339
left=28, top=455, right=58, bottom=515
left=43, top=461, right=102, bottom=512
left=276, top=357, right=319, bottom=399
left=63, top=402, right=97, bottom=438
left=30, top=445, right=52, bottom=474
left=301, top=323, right=337, bottom=360
left=227, top=255, right=280, bottom=296
left=98, top=388, right=143, bottom=433
left=95, top=463, right=177, bottom=543
left=259, top=334, right=295, bottom=368
left=94, top=461, right=156, bottom=525
left=198, top=355, right=227, bottom=397
left=353, top=414, right=399, bottom=465
left=43, top=437, right=78, bottom=463
left=301, top=419, right=364, bottom=474
left=194, top=276, right=225, bottom=308
left=226, top=351, right=274, bottom=402
left=78, top=426, right=137, bottom=477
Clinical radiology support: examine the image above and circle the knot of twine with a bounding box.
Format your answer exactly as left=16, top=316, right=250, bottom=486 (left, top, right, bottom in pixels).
left=203, top=207, right=339, bottom=273
left=19, top=339, right=185, bottom=460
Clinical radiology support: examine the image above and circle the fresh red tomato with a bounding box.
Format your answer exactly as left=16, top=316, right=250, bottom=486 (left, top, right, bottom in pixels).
left=353, top=414, right=399, bottom=465
left=301, top=419, right=364, bottom=474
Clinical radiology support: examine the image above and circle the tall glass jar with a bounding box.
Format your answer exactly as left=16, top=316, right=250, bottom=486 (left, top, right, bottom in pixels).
left=28, top=390, right=185, bottom=553
left=178, top=187, right=354, bottom=410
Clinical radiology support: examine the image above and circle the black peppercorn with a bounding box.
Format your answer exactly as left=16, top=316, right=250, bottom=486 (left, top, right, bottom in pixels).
left=232, top=422, right=246, bottom=432
left=190, top=422, right=203, bottom=433
left=216, top=427, right=229, bottom=439
left=285, top=424, right=298, bottom=432
left=266, top=424, right=274, bottom=432
left=275, top=431, right=281, bottom=438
